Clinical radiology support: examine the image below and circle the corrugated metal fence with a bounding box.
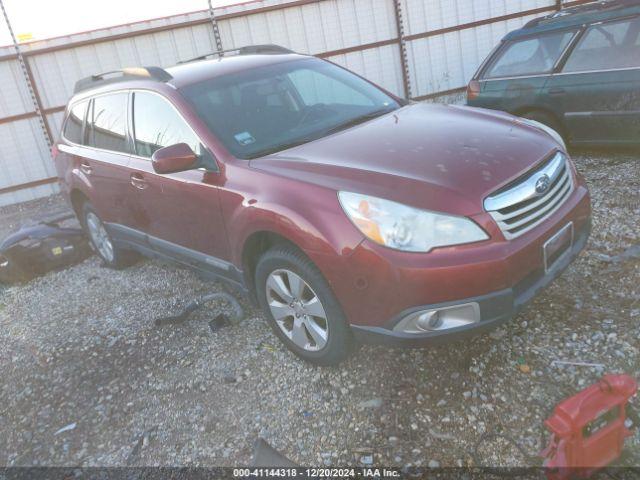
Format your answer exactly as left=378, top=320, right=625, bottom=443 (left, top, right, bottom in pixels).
left=0, top=0, right=590, bottom=206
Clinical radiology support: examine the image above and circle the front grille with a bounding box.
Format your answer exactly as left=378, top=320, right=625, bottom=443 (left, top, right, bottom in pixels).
left=484, top=152, right=573, bottom=239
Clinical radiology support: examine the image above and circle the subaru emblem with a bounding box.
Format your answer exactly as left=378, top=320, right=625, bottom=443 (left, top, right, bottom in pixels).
left=535, top=174, right=551, bottom=195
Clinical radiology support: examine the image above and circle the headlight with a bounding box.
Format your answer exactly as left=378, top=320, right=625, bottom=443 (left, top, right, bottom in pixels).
left=518, top=117, right=566, bottom=151
left=338, top=192, right=489, bottom=252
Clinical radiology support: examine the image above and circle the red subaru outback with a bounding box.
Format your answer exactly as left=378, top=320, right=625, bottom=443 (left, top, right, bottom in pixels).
left=54, top=45, right=591, bottom=365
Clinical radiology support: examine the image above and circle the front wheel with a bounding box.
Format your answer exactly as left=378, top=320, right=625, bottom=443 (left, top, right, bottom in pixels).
left=255, top=245, right=354, bottom=366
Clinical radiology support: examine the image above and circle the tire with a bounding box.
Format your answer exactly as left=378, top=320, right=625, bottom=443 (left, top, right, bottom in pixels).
left=255, top=245, right=354, bottom=366
left=522, top=110, right=565, bottom=141
left=81, top=202, right=137, bottom=269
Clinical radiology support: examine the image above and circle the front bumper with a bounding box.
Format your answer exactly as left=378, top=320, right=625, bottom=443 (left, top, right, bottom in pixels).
left=351, top=217, right=590, bottom=347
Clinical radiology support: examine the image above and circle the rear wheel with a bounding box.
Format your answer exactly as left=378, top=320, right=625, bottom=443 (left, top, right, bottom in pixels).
left=255, top=245, right=354, bottom=366
left=81, top=203, right=137, bottom=269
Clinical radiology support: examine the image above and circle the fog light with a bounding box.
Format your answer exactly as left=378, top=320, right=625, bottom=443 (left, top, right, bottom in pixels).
left=394, top=302, right=480, bottom=334
left=416, top=311, right=442, bottom=330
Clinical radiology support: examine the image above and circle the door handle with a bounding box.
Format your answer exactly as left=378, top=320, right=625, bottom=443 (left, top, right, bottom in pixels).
left=130, top=173, right=148, bottom=190
left=549, top=87, right=566, bottom=95
left=79, top=162, right=93, bottom=175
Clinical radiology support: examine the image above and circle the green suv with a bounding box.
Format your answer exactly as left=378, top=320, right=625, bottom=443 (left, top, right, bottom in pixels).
left=467, top=0, right=640, bottom=146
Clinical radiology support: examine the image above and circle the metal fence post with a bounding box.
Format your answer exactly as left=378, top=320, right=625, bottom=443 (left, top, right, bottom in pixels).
left=0, top=0, right=52, bottom=148
left=392, top=0, right=412, bottom=99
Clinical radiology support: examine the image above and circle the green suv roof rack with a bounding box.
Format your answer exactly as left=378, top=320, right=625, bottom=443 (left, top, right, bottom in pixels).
left=506, top=0, right=640, bottom=40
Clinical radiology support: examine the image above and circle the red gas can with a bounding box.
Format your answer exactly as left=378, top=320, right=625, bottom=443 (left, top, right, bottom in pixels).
left=541, top=374, right=637, bottom=479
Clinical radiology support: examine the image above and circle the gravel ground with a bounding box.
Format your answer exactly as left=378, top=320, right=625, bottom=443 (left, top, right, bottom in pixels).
left=0, top=149, right=638, bottom=469
left=0, top=195, right=70, bottom=239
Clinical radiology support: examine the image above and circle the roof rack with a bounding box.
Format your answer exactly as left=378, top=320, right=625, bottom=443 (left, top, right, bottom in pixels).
left=178, top=44, right=294, bottom=64
left=524, top=0, right=640, bottom=28
left=73, top=66, right=173, bottom=94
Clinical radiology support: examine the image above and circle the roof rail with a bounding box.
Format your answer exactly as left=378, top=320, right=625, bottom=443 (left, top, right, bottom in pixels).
left=524, top=0, right=640, bottom=28
left=73, top=66, right=173, bottom=94
left=178, top=44, right=294, bottom=64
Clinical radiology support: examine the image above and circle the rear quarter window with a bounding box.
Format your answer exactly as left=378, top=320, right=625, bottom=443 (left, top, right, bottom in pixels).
left=62, top=101, right=88, bottom=144
left=484, top=30, right=575, bottom=79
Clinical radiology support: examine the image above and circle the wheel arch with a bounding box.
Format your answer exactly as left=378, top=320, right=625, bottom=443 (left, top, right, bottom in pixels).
left=69, top=188, right=90, bottom=220
left=240, top=230, right=308, bottom=300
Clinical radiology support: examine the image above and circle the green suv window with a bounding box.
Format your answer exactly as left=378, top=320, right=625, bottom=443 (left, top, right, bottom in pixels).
left=484, top=30, right=575, bottom=79
left=563, top=16, right=640, bottom=72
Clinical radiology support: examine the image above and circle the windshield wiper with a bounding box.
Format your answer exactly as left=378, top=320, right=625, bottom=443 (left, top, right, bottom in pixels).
left=322, top=107, right=395, bottom=136
left=247, top=137, right=319, bottom=159
left=247, top=107, right=396, bottom=159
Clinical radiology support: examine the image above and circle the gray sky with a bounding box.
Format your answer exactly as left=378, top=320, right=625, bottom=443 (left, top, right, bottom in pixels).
left=0, top=0, right=235, bottom=46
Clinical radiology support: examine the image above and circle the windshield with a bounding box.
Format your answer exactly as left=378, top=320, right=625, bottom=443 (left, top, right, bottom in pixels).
left=181, top=58, right=400, bottom=159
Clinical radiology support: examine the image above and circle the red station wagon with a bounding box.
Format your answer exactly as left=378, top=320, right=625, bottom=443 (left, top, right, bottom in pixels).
left=54, top=45, right=591, bottom=365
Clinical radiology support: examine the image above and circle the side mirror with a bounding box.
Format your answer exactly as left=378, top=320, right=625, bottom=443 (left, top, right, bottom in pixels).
left=151, top=143, right=198, bottom=174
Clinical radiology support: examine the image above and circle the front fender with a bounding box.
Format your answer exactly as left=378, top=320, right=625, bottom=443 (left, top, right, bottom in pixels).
left=220, top=164, right=364, bottom=283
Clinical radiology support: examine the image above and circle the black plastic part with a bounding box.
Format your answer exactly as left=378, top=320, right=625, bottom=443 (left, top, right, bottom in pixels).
left=208, top=313, right=230, bottom=333
left=252, top=438, right=298, bottom=467
left=154, top=301, right=201, bottom=326
left=154, top=292, right=244, bottom=327
left=0, top=214, right=91, bottom=284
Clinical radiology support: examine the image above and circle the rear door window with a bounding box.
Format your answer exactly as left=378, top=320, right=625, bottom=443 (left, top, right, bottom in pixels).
left=63, top=101, right=88, bottom=144
left=131, top=91, right=202, bottom=158
left=484, top=30, right=575, bottom=79
left=563, top=16, right=640, bottom=72
left=85, top=93, right=129, bottom=154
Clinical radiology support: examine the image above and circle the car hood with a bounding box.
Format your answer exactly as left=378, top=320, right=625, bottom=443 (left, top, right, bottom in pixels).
left=249, top=103, right=560, bottom=216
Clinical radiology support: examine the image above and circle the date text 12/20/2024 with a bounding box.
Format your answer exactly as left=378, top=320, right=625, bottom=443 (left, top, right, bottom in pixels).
left=234, top=468, right=402, bottom=478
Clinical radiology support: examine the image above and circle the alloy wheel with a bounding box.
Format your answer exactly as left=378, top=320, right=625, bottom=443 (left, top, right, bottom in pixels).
left=86, top=212, right=115, bottom=263
left=265, top=268, right=329, bottom=351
